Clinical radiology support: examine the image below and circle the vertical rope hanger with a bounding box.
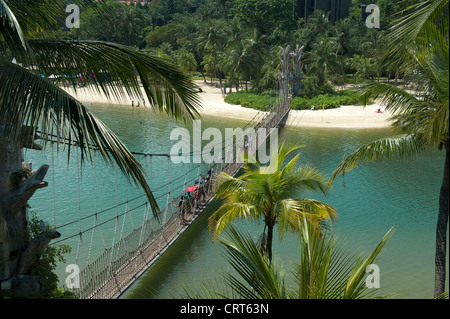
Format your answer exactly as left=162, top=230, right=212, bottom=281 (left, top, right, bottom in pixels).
left=86, top=153, right=104, bottom=267
left=75, top=147, right=82, bottom=266
left=158, top=155, right=171, bottom=253
left=178, top=159, right=188, bottom=231
left=51, top=141, right=56, bottom=226
left=104, top=165, right=120, bottom=298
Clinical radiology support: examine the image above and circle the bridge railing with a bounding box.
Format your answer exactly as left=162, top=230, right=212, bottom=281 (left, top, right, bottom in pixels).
left=63, top=96, right=291, bottom=299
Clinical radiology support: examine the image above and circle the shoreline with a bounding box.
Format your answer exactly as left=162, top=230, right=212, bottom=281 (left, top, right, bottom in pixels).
left=64, top=80, right=392, bottom=130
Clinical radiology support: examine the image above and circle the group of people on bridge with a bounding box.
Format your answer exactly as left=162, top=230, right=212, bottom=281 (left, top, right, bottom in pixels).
left=174, top=169, right=213, bottom=223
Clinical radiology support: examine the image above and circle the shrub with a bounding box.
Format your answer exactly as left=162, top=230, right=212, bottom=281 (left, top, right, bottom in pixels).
left=224, top=89, right=365, bottom=111
left=224, top=90, right=274, bottom=111
left=291, top=90, right=363, bottom=110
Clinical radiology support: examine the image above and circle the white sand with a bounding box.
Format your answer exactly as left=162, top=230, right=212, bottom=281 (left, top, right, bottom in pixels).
left=64, top=80, right=392, bottom=129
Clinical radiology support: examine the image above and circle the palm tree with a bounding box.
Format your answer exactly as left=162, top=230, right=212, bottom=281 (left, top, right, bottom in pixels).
left=208, top=144, right=337, bottom=261
left=118, top=5, right=142, bottom=46
left=197, top=19, right=228, bottom=85
left=183, top=218, right=395, bottom=299
left=328, top=0, right=449, bottom=297
left=224, top=31, right=266, bottom=91
left=0, top=0, right=200, bottom=297
left=350, top=54, right=377, bottom=82
left=304, top=36, right=342, bottom=85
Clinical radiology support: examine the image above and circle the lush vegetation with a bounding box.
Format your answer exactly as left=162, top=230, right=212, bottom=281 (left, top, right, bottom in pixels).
left=3, top=0, right=447, bottom=299
left=209, top=144, right=337, bottom=261
left=60, top=0, right=409, bottom=94
left=183, top=221, right=395, bottom=299
left=225, top=88, right=363, bottom=111
left=291, top=90, right=364, bottom=110
left=328, top=0, right=449, bottom=297
left=1, top=0, right=200, bottom=298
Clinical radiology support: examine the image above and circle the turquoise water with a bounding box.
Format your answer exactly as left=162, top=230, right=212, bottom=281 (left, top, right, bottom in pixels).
left=25, top=103, right=448, bottom=299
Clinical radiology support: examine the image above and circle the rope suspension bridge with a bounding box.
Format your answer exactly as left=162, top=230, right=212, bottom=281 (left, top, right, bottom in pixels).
left=33, top=46, right=300, bottom=299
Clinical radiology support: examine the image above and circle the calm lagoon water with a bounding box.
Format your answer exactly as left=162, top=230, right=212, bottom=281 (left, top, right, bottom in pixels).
left=25, top=103, right=448, bottom=299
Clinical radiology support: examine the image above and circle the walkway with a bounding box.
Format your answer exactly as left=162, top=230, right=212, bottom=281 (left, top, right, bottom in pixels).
left=65, top=97, right=291, bottom=299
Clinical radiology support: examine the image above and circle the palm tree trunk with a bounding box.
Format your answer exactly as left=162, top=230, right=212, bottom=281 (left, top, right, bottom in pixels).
left=266, top=224, right=274, bottom=262
left=0, top=126, right=59, bottom=298
left=434, top=145, right=449, bottom=297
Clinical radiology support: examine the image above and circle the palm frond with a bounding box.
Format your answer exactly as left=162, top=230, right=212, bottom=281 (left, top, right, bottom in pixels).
left=219, top=226, right=286, bottom=299
left=26, top=39, right=201, bottom=122
left=343, top=226, right=396, bottom=299
left=386, top=0, right=449, bottom=65
left=0, top=0, right=30, bottom=59
left=276, top=198, right=337, bottom=239
left=0, top=59, right=160, bottom=216
left=294, top=217, right=334, bottom=299
left=328, top=134, right=427, bottom=187
left=3, top=0, right=104, bottom=34
left=208, top=201, right=258, bottom=240
left=361, top=82, right=425, bottom=119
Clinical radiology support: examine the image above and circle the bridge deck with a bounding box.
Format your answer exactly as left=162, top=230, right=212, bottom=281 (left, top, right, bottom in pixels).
left=69, top=98, right=291, bottom=299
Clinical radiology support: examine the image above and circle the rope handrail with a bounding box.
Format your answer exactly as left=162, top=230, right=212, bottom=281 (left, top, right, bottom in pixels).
left=55, top=93, right=292, bottom=299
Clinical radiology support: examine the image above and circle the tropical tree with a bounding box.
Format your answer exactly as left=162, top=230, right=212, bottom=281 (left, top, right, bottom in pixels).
left=174, top=48, right=197, bottom=75
left=118, top=5, right=144, bottom=46
left=350, top=54, right=378, bottom=82
left=223, top=30, right=266, bottom=91
left=197, top=19, right=228, bottom=84
left=208, top=144, right=337, bottom=261
left=232, top=0, right=295, bottom=42
left=304, top=36, right=342, bottom=85
left=183, top=219, right=395, bottom=299
left=328, top=0, right=449, bottom=297
left=175, top=16, right=207, bottom=82
left=0, top=0, right=200, bottom=298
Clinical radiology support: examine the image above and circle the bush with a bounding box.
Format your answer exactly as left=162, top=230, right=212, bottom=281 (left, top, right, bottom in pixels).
left=291, top=90, right=363, bottom=110
left=224, top=89, right=364, bottom=111
left=297, top=76, right=334, bottom=98
left=224, top=90, right=274, bottom=111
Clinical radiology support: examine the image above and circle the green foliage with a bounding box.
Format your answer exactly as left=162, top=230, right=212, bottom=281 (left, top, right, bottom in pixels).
left=297, top=76, right=334, bottom=98
left=10, top=168, right=31, bottom=186
left=145, top=23, right=183, bottom=48
left=224, top=89, right=274, bottom=110
left=66, top=1, right=150, bottom=47
left=225, top=89, right=363, bottom=111
left=182, top=220, right=395, bottom=299
left=58, top=0, right=406, bottom=91
left=209, top=144, right=337, bottom=260
left=291, top=90, right=364, bottom=110
left=231, top=0, right=296, bottom=41
left=28, top=212, right=76, bottom=299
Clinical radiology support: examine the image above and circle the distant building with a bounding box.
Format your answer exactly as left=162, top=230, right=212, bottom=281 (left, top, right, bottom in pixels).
left=116, top=0, right=149, bottom=5
left=295, top=0, right=352, bottom=22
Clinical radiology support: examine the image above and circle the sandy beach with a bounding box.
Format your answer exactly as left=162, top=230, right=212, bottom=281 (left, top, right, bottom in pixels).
left=64, top=80, right=392, bottom=129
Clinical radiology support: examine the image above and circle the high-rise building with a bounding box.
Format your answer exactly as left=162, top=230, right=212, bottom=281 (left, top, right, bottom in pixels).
left=295, top=0, right=352, bottom=22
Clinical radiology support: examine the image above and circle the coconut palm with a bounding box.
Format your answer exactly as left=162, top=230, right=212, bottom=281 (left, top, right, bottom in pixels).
left=197, top=19, right=228, bottom=84
left=223, top=31, right=266, bottom=91
left=304, top=35, right=342, bottom=85
left=328, top=0, right=449, bottom=297
left=183, top=218, right=395, bottom=299
left=208, top=144, right=337, bottom=261
left=0, top=0, right=200, bottom=297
